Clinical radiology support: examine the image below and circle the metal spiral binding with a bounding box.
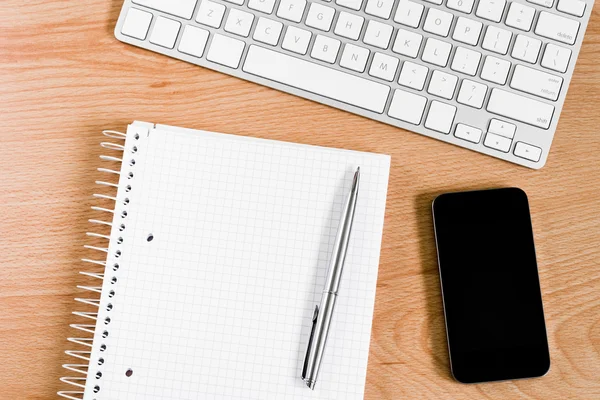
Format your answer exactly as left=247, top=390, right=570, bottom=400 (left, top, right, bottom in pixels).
left=58, top=129, right=134, bottom=399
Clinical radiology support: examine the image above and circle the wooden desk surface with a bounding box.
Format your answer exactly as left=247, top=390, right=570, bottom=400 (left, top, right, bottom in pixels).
left=1, top=1, right=599, bottom=398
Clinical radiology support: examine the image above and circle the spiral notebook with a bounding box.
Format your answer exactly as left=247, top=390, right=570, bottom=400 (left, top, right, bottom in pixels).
left=59, top=121, right=391, bottom=400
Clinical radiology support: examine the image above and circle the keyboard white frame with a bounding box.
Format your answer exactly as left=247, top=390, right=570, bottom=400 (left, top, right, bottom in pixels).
left=115, top=0, right=595, bottom=169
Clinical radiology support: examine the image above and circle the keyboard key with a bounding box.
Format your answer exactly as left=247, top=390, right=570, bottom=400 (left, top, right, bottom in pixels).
left=527, top=0, right=553, bottom=7
left=334, top=12, right=364, bottom=40
left=451, top=47, right=481, bottom=76
left=488, top=119, right=516, bottom=138
left=514, top=142, right=542, bottom=162
left=388, top=89, right=427, bottom=125
left=277, top=0, right=307, bottom=23
left=457, top=79, right=487, bottom=108
left=363, top=20, right=393, bottom=49
left=455, top=123, right=482, bottom=143
left=484, top=132, right=512, bottom=152
left=505, top=2, right=535, bottom=31
left=482, top=26, right=512, bottom=55
left=557, top=0, right=586, bottom=17
left=132, top=0, right=197, bottom=19
left=511, top=34, right=542, bottom=63
left=427, top=70, right=458, bottom=100
left=305, top=3, right=335, bottom=31
left=225, top=8, right=255, bottom=38
left=480, top=56, right=510, bottom=85
left=452, top=17, right=482, bottom=46
left=178, top=25, right=210, bottom=57
left=206, top=34, right=245, bottom=68
left=541, top=43, right=571, bottom=73
left=150, top=16, right=181, bottom=49
left=311, top=35, right=341, bottom=63
left=336, top=0, right=363, bottom=10
left=248, top=0, right=277, bottom=14
left=392, top=29, right=423, bottom=58
left=365, top=0, right=395, bottom=19
left=243, top=45, right=391, bottom=113
left=340, top=43, right=370, bottom=72
left=487, top=88, right=554, bottom=129
left=447, top=0, right=475, bottom=13
left=223, top=0, right=244, bottom=5
left=369, top=52, right=399, bottom=81
left=253, top=17, right=283, bottom=46
left=425, top=101, right=456, bottom=134
left=196, top=0, right=226, bottom=29
left=535, top=11, right=580, bottom=45
left=510, top=65, right=563, bottom=101
left=394, top=1, right=424, bottom=28
left=421, top=38, right=452, bottom=67
left=423, top=8, right=453, bottom=37
left=282, top=26, right=312, bottom=54
left=476, top=0, right=506, bottom=22
left=121, top=8, right=152, bottom=40
left=398, top=61, right=428, bottom=90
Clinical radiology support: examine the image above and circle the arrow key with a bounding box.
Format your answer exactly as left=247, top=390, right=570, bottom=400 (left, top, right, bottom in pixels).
left=484, top=132, right=512, bottom=152
left=488, top=118, right=516, bottom=138
left=455, top=123, right=483, bottom=143
left=514, top=142, right=542, bottom=162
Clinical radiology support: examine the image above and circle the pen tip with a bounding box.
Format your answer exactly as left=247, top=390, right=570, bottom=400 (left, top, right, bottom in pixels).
left=353, top=167, right=360, bottom=190
left=306, top=380, right=316, bottom=390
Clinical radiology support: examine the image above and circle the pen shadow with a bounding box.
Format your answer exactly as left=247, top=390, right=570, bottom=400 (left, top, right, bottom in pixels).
left=294, top=167, right=356, bottom=386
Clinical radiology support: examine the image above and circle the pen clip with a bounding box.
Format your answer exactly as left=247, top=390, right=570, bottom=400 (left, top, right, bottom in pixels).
left=301, top=305, right=319, bottom=380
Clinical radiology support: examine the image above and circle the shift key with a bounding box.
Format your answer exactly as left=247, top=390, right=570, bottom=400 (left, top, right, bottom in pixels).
left=487, top=88, right=554, bottom=129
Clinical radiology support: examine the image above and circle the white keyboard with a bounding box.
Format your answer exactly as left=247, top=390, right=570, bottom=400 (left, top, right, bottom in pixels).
left=115, top=0, right=594, bottom=168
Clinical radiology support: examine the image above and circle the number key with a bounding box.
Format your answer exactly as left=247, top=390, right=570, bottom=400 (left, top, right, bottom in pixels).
left=447, top=0, right=475, bottom=13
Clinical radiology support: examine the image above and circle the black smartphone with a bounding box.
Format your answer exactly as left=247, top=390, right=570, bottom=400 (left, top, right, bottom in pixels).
left=432, top=188, right=550, bottom=384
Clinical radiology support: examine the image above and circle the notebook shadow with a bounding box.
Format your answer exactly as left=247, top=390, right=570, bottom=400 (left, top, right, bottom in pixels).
left=294, top=167, right=356, bottom=388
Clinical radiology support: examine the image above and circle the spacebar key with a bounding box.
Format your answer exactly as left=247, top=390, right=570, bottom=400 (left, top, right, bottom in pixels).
left=243, top=45, right=390, bottom=114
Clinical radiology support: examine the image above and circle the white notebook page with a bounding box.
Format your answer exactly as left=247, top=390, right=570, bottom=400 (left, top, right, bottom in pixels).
left=86, top=123, right=390, bottom=399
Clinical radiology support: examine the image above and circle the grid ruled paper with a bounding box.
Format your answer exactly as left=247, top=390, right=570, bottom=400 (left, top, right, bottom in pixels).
left=85, top=123, right=390, bottom=399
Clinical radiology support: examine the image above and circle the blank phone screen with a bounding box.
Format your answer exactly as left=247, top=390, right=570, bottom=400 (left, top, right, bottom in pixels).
left=433, top=188, right=550, bottom=383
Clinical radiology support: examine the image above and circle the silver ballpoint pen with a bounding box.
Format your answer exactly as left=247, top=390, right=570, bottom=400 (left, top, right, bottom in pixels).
left=302, top=167, right=360, bottom=390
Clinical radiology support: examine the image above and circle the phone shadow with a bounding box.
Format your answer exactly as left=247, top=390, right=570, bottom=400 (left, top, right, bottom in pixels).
left=415, top=191, right=453, bottom=382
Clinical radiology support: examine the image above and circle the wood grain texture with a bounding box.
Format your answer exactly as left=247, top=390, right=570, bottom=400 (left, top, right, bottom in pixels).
left=0, top=1, right=598, bottom=398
